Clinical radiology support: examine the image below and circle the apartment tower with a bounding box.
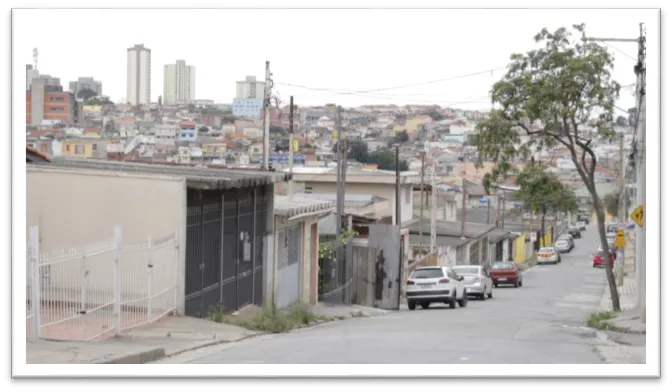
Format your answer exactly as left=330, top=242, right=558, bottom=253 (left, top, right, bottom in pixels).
left=126, top=44, right=151, bottom=106
left=163, top=60, right=196, bottom=105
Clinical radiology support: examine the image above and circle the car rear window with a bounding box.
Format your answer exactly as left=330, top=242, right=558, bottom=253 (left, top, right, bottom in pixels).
left=491, top=262, right=514, bottom=270
left=454, top=267, right=479, bottom=275
left=411, top=268, right=444, bottom=279
left=556, top=241, right=567, bottom=246
left=539, top=248, right=555, bottom=253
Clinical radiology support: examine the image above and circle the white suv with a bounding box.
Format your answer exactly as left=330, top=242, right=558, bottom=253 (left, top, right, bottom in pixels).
left=406, top=266, right=468, bottom=310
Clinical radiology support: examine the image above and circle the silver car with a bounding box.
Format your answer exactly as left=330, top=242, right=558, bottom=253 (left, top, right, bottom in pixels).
left=555, top=239, right=572, bottom=253
left=453, top=265, right=493, bottom=300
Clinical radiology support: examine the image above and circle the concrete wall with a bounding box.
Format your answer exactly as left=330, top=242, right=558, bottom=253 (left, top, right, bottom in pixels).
left=26, top=167, right=188, bottom=314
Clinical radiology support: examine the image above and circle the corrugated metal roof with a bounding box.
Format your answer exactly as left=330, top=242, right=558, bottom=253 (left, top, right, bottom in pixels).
left=274, top=195, right=334, bottom=218
left=406, top=218, right=495, bottom=239
left=30, top=157, right=290, bottom=190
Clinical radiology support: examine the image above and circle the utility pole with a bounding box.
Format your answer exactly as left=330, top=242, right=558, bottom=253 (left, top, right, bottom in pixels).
left=430, top=162, right=437, bottom=252
left=634, top=25, right=646, bottom=323
left=586, top=29, right=644, bottom=317
left=616, top=133, right=626, bottom=286
left=395, top=145, right=401, bottom=226
left=486, top=199, right=491, bottom=224
left=501, top=192, right=506, bottom=230
left=460, top=178, right=468, bottom=238
left=288, top=96, right=295, bottom=201
left=262, top=61, right=271, bottom=170
left=335, top=106, right=344, bottom=238
left=419, top=151, right=426, bottom=249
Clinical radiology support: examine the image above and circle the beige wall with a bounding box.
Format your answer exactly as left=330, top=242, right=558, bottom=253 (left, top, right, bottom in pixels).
left=27, top=167, right=188, bottom=314
left=27, top=168, right=187, bottom=249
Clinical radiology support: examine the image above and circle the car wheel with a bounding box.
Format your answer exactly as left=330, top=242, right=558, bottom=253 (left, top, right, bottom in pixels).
left=493, top=283, right=498, bottom=288
left=519, top=279, right=523, bottom=287
left=514, top=280, right=520, bottom=288
left=480, top=293, right=486, bottom=300
left=448, top=291, right=457, bottom=309
left=421, top=302, right=430, bottom=309
left=458, top=291, right=468, bottom=307
left=408, top=301, right=416, bottom=310
left=487, top=290, right=493, bottom=299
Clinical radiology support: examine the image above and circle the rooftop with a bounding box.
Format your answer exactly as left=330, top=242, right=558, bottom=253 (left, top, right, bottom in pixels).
left=274, top=196, right=334, bottom=218
left=29, top=157, right=290, bottom=190
left=406, top=218, right=496, bottom=240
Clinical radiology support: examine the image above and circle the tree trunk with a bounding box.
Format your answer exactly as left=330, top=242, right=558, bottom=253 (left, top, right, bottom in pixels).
left=592, top=190, right=621, bottom=312
left=540, top=208, right=547, bottom=247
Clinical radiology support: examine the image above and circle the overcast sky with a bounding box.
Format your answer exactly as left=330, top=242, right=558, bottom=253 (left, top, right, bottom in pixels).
left=13, top=8, right=657, bottom=112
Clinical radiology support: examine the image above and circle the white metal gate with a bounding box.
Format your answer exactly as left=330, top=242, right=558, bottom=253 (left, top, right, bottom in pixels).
left=276, top=224, right=302, bottom=309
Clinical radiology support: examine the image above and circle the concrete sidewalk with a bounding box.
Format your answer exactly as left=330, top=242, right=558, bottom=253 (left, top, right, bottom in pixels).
left=27, top=303, right=388, bottom=364
left=599, top=242, right=646, bottom=334
left=27, top=316, right=259, bottom=364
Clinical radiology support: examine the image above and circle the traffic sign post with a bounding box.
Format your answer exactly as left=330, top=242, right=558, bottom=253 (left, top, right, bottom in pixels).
left=614, top=230, right=627, bottom=248
left=630, top=205, right=644, bottom=227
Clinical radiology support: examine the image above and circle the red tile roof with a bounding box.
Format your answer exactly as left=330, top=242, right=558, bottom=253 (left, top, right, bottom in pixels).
left=26, top=145, right=51, bottom=162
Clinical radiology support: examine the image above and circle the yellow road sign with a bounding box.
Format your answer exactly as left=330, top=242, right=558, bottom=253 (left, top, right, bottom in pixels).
left=614, top=230, right=627, bottom=247
left=630, top=205, right=644, bottom=227
left=293, top=139, right=299, bottom=152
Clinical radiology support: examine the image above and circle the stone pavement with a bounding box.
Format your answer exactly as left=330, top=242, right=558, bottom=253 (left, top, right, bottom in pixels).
left=27, top=316, right=258, bottom=364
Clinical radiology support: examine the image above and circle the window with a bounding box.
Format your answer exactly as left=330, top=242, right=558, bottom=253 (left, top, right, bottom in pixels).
left=75, top=145, right=85, bottom=155
left=50, top=107, right=64, bottom=112
left=49, top=96, right=65, bottom=102
left=405, top=186, right=411, bottom=203
left=65, top=144, right=71, bottom=152
left=411, top=268, right=444, bottom=279
left=92, top=144, right=97, bottom=150
left=304, top=186, right=313, bottom=194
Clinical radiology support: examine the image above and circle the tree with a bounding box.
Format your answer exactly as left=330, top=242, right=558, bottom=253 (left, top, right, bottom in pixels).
left=270, top=125, right=288, bottom=135
left=394, top=130, right=409, bottom=143
left=616, top=116, right=628, bottom=127
left=473, top=24, right=622, bottom=311
left=198, top=126, right=209, bottom=134
left=603, top=190, right=630, bottom=219
left=515, top=165, right=577, bottom=245
left=426, top=109, right=446, bottom=121
left=77, top=88, right=98, bottom=101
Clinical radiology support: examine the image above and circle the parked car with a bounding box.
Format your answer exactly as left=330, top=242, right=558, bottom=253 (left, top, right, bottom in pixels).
left=578, top=215, right=590, bottom=224
left=593, top=248, right=615, bottom=268
left=406, top=267, right=468, bottom=310
left=453, top=265, right=493, bottom=300
left=555, top=239, right=572, bottom=253
left=607, top=223, right=619, bottom=234
left=489, top=261, right=523, bottom=288
left=576, top=221, right=587, bottom=231
left=537, top=247, right=561, bottom=264
left=558, top=234, right=575, bottom=249
left=567, top=225, right=582, bottom=238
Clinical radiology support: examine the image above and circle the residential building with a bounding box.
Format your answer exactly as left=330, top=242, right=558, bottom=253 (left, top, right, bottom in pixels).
left=36, top=74, right=62, bottom=91
left=69, top=77, right=103, bottom=97
left=289, top=166, right=421, bottom=224
left=26, top=64, right=39, bottom=91
left=27, top=80, right=81, bottom=126
left=235, top=75, right=265, bottom=100
left=153, top=124, right=179, bottom=145
left=163, top=60, right=196, bottom=106
left=177, top=120, right=197, bottom=142
left=232, top=98, right=263, bottom=118
left=126, top=44, right=152, bottom=106
left=61, top=138, right=107, bottom=159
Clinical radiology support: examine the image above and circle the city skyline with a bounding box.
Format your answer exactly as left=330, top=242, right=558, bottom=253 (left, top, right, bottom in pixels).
left=15, top=8, right=652, bottom=111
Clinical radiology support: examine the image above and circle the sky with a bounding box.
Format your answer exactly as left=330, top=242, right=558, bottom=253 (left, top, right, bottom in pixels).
left=13, top=8, right=658, bottom=112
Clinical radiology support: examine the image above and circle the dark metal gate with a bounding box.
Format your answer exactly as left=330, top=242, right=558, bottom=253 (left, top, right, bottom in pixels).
left=185, top=187, right=267, bottom=317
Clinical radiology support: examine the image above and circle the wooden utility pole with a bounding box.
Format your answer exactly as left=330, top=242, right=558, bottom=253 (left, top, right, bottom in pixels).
left=419, top=151, right=426, bottom=249
left=288, top=96, right=295, bottom=201
left=395, top=145, right=401, bottom=226
left=460, top=177, right=468, bottom=238
left=335, top=106, right=344, bottom=237
left=262, top=61, right=271, bottom=170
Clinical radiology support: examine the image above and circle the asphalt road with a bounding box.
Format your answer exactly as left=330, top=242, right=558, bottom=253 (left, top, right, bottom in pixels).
left=160, top=225, right=610, bottom=364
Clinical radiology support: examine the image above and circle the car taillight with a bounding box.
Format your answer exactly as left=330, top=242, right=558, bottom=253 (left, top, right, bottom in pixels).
left=439, top=278, right=449, bottom=283
left=407, top=280, right=415, bottom=285
left=474, top=276, right=481, bottom=282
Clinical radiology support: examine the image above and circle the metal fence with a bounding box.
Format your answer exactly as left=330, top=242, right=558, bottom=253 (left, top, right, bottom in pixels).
left=26, top=225, right=179, bottom=341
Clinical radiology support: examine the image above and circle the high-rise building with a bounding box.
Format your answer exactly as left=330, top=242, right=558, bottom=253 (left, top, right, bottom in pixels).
left=69, top=77, right=103, bottom=97
left=235, top=75, right=265, bottom=99
left=26, top=64, right=39, bottom=91
left=126, top=44, right=151, bottom=106
left=27, top=78, right=81, bottom=126
left=163, top=60, right=196, bottom=106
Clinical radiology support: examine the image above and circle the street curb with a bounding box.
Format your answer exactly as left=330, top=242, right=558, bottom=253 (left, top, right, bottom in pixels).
left=605, top=324, right=646, bottom=335
left=94, top=347, right=166, bottom=364
left=159, top=332, right=264, bottom=361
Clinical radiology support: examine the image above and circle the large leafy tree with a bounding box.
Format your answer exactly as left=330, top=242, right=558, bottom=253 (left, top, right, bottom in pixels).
left=77, top=88, right=98, bottom=101
left=515, top=165, right=577, bottom=245
left=474, top=24, right=622, bottom=311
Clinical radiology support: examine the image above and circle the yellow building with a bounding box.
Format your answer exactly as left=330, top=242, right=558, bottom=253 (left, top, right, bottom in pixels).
left=393, top=115, right=433, bottom=133
left=202, top=144, right=229, bottom=153
left=61, top=140, right=104, bottom=158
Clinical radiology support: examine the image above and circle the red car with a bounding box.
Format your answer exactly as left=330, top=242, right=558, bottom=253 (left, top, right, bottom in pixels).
left=593, top=249, right=615, bottom=268
left=489, top=261, right=523, bottom=288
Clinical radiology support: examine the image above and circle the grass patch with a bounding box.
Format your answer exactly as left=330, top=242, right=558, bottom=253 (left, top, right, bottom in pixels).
left=211, top=304, right=329, bottom=333
left=587, top=311, right=615, bottom=330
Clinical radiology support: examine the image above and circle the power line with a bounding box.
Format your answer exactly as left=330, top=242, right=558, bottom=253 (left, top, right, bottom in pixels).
left=603, top=41, right=638, bottom=61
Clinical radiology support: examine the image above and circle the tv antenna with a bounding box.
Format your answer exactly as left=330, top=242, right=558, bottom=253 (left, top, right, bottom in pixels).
left=33, top=48, right=38, bottom=70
